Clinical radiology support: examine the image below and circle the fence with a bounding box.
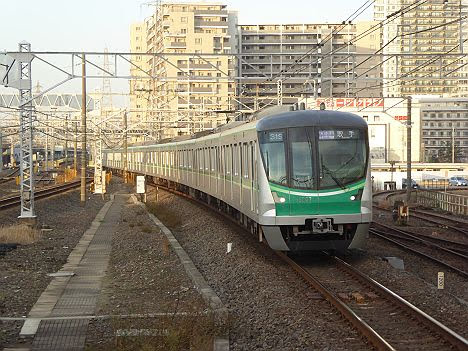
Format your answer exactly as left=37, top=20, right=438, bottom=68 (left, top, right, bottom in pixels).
left=416, top=190, right=468, bottom=216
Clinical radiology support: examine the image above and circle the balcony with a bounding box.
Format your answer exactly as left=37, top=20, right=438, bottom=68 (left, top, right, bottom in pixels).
left=195, top=20, right=228, bottom=27
left=194, top=10, right=228, bottom=16
left=191, top=87, right=213, bottom=93
left=170, top=42, right=187, bottom=48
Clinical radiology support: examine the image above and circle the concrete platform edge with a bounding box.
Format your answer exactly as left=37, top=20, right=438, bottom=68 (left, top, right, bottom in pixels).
left=18, top=196, right=115, bottom=338
left=131, top=195, right=229, bottom=351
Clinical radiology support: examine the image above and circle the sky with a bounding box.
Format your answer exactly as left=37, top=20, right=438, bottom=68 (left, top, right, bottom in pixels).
left=0, top=0, right=373, bottom=96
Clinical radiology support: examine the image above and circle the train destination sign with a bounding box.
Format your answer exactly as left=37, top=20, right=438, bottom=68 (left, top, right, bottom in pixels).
left=319, top=129, right=359, bottom=140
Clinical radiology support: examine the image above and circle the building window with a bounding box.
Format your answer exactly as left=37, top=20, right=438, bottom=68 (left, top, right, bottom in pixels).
left=374, top=116, right=380, bottom=122
left=181, top=28, right=187, bottom=34
left=181, top=17, right=187, bottom=22
left=195, top=38, right=202, bottom=44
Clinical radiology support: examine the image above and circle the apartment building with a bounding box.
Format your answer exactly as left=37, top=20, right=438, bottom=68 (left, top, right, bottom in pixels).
left=129, top=22, right=150, bottom=134
left=419, top=97, right=468, bottom=162
left=374, top=0, right=464, bottom=97
left=141, top=1, right=238, bottom=139
left=238, top=21, right=382, bottom=107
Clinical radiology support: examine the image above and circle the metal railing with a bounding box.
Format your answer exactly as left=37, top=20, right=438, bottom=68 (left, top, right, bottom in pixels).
left=416, top=190, right=468, bottom=216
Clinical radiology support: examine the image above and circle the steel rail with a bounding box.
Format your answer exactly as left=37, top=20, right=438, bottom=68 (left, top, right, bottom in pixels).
left=331, top=256, right=468, bottom=351
left=373, top=205, right=468, bottom=237
left=275, top=251, right=395, bottom=351
left=372, top=221, right=468, bottom=260
left=117, top=170, right=467, bottom=350
left=411, top=208, right=468, bottom=229
left=0, top=180, right=86, bottom=210
left=370, top=229, right=468, bottom=279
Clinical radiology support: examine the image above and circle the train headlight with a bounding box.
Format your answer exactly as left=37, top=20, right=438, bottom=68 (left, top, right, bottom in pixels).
left=272, top=192, right=286, bottom=204
left=350, top=195, right=356, bottom=201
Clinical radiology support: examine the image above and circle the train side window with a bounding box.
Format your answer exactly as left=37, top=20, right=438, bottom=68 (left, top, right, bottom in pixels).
left=226, top=145, right=231, bottom=176
left=233, top=144, right=238, bottom=176
left=243, top=142, right=249, bottom=179
left=199, top=149, right=203, bottom=171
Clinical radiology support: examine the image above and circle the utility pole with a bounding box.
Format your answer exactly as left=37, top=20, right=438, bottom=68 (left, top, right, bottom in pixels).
left=80, top=55, right=87, bottom=203
left=123, top=110, right=128, bottom=183
left=452, top=125, right=455, bottom=163
left=45, top=114, right=48, bottom=171
left=74, top=121, right=77, bottom=173
left=65, top=114, right=69, bottom=166
left=51, top=124, right=55, bottom=168
left=406, top=96, right=412, bottom=203
left=10, top=142, right=15, bottom=167
left=0, top=129, right=3, bottom=172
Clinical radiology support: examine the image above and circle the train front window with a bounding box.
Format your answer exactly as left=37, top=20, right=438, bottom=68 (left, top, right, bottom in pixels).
left=259, top=130, right=287, bottom=185
left=318, top=128, right=367, bottom=189
left=289, top=128, right=315, bottom=189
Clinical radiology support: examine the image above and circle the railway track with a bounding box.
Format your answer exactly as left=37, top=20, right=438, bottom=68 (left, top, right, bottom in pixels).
left=0, top=168, right=19, bottom=185
left=0, top=180, right=85, bottom=210
left=138, top=177, right=468, bottom=351
left=370, top=224, right=468, bottom=279
left=373, top=204, right=468, bottom=238
left=278, top=252, right=468, bottom=351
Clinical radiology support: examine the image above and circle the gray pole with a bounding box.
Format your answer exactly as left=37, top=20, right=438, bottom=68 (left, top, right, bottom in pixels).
left=0, top=129, right=3, bottom=172
left=80, top=55, right=87, bottom=203
left=123, top=111, right=128, bottom=183
left=65, top=114, right=69, bottom=166
left=45, top=114, right=48, bottom=171
left=406, top=96, right=412, bottom=203
left=452, top=125, right=455, bottom=163
left=74, top=121, right=77, bottom=173
left=18, top=42, right=35, bottom=219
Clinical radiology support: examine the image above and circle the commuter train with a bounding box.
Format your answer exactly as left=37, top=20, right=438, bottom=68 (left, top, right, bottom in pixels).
left=103, top=107, right=372, bottom=251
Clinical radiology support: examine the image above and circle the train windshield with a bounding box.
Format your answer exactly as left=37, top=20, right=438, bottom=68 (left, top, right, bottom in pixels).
left=259, top=127, right=367, bottom=189
left=259, top=129, right=288, bottom=185
left=317, top=128, right=367, bottom=189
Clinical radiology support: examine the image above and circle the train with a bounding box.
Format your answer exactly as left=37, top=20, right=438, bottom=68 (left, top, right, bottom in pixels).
left=103, top=106, right=372, bottom=252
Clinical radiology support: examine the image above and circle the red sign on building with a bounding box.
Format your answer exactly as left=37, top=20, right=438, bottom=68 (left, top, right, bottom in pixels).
left=316, top=98, right=384, bottom=109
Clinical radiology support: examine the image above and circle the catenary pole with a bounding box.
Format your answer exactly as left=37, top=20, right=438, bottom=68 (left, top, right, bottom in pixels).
left=406, top=96, right=412, bottom=203
left=123, top=110, right=128, bottom=183
left=80, top=54, right=87, bottom=203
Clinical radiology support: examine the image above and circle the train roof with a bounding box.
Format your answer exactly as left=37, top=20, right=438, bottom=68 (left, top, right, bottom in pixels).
left=256, top=110, right=368, bottom=132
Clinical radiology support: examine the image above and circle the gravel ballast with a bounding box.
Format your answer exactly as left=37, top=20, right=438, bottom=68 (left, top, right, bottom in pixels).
left=0, top=179, right=124, bottom=347
left=145, top=188, right=370, bottom=351
left=85, top=194, right=221, bottom=350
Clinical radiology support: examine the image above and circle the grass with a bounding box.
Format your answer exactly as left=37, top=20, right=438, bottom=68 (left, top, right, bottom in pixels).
left=0, top=224, right=41, bottom=245
left=146, top=203, right=182, bottom=229
left=140, top=225, right=153, bottom=234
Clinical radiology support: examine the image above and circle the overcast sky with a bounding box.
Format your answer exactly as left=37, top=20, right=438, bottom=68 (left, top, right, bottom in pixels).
left=0, top=0, right=373, bottom=96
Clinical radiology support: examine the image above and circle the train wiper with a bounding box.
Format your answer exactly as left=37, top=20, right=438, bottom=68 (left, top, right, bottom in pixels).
left=321, top=158, right=346, bottom=190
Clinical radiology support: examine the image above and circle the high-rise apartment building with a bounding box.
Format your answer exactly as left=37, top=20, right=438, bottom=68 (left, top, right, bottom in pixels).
left=374, top=0, right=464, bottom=97
left=129, top=22, right=150, bottom=134
left=136, top=1, right=238, bottom=139
left=238, top=21, right=382, bottom=106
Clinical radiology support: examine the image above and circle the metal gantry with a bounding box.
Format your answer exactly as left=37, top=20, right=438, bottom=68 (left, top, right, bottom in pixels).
left=17, top=42, right=35, bottom=218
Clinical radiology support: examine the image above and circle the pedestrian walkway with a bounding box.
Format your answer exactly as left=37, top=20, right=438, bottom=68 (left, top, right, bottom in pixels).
left=18, top=194, right=127, bottom=351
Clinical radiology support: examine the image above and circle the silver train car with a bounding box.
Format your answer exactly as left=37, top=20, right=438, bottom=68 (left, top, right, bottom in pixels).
left=103, top=108, right=372, bottom=251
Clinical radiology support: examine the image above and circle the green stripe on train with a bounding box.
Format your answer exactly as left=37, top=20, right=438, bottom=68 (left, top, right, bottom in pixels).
left=269, top=179, right=366, bottom=216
